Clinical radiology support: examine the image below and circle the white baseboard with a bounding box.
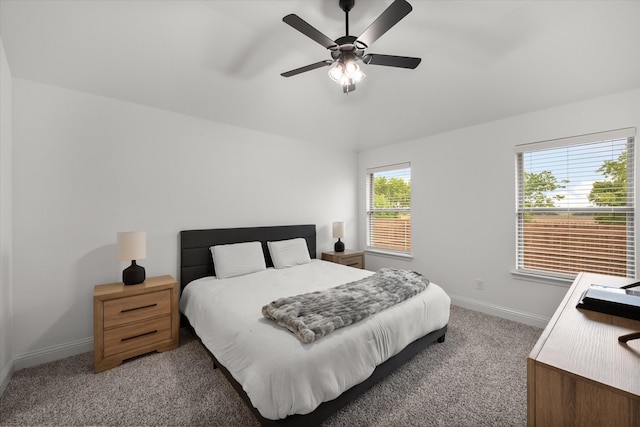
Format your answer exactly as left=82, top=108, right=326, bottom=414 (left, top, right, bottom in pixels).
left=0, top=359, right=14, bottom=396
left=450, top=294, right=549, bottom=329
left=13, top=337, right=93, bottom=371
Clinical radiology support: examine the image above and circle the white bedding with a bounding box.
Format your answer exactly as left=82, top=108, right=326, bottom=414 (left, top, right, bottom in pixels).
left=180, top=259, right=450, bottom=420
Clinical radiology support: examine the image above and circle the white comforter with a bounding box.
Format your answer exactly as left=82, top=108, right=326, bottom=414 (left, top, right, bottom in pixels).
left=180, top=260, right=450, bottom=420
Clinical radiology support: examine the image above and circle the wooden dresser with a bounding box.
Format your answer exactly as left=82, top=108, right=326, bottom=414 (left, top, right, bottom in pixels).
left=93, top=275, right=179, bottom=373
left=321, top=250, right=365, bottom=269
left=528, top=272, right=640, bottom=426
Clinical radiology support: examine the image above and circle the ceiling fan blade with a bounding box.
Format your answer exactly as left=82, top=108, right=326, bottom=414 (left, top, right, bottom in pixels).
left=283, top=14, right=338, bottom=50
left=362, top=54, right=421, bottom=69
left=356, top=0, right=413, bottom=48
left=281, top=60, right=333, bottom=77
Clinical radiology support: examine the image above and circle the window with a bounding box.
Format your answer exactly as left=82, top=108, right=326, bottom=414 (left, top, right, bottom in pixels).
left=366, top=163, right=411, bottom=255
left=515, top=128, right=636, bottom=279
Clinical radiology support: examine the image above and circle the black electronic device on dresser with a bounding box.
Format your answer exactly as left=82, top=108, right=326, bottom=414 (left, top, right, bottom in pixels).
left=577, top=281, right=640, bottom=321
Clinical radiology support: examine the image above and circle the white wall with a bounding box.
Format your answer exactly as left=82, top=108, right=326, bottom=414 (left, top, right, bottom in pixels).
left=7, top=73, right=639, bottom=372
left=0, top=37, right=14, bottom=394
left=359, top=88, right=640, bottom=327
left=10, top=79, right=359, bottom=368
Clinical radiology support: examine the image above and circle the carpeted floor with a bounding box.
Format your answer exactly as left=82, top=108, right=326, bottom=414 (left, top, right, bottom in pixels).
left=0, top=305, right=542, bottom=426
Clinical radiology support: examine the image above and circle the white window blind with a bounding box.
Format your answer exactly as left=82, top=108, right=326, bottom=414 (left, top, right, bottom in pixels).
left=366, top=163, right=411, bottom=254
left=515, top=128, right=636, bottom=279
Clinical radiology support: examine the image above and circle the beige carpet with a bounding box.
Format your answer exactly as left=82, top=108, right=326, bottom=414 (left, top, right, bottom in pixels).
left=0, top=305, right=542, bottom=426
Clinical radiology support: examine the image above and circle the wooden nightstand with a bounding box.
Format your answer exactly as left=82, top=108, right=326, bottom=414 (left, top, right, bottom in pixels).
left=321, top=250, right=365, bottom=269
left=93, top=275, right=179, bottom=373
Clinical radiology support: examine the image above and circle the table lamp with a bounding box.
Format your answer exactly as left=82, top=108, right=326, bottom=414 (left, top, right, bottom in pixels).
left=117, top=231, right=146, bottom=285
left=332, top=221, right=345, bottom=252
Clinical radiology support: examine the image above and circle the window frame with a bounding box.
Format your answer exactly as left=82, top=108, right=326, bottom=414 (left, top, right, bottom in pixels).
left=514, top=128, right=636, bottom=281
left=365, top=162, right=412, bottom=257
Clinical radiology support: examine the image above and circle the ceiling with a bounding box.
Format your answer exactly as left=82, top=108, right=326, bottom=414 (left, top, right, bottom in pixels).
left=1, top=0, right=639, bottom=152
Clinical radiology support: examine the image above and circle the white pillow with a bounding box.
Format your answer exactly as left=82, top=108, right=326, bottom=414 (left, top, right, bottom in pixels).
left=210, top=241, right=266, bottom=279
left=267, top=238, right=312, bottom=269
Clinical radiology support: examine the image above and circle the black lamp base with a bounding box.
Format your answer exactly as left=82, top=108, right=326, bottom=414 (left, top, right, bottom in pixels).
left=334, top=238, right=345, bottom=252
left=123, top=260, right=145, bottom=285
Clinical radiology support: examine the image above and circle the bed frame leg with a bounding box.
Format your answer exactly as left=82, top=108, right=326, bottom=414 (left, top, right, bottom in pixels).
left=437, top=334, right=445, bottom=343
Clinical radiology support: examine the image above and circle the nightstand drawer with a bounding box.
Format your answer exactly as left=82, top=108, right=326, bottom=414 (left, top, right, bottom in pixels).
left=103, top=316, right=172, bottom=357
left=338, top=255, right=364, bottom=269
left=322, top=250, right=365, bottom=269
left=103, top=290, right=171, bottom=328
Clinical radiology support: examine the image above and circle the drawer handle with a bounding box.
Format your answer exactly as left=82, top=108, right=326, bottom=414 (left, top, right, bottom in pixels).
left=121, top=303, right=157, bottom=313
left=347, top=262, right=359, bottom=266
left=121, top=330, right=158, bottom=342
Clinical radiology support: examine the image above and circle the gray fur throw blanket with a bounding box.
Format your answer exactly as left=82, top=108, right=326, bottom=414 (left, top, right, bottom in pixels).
left=262, top=268, right=429, bottom=343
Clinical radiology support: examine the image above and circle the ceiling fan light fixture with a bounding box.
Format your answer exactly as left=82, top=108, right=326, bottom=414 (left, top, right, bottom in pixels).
left=328, top=58, right=366, bottom=88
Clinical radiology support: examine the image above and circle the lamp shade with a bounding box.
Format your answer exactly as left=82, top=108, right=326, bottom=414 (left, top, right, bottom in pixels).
left=117, top=231, right=146, bottom=261
left=332, top=222, right=345, bottom=239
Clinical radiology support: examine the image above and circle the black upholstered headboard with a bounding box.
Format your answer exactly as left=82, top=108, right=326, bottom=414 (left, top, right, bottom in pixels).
left=180, top=224, right=316, bottom=291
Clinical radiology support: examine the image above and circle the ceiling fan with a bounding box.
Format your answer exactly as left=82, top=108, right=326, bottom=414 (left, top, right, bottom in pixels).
left=281, top=0, right=421, bottom=94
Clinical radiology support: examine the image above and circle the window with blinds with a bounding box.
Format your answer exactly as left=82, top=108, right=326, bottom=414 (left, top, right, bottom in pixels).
left=366, top=163, right=411, bottom=255
left=515, top=128, right=636, bottom=279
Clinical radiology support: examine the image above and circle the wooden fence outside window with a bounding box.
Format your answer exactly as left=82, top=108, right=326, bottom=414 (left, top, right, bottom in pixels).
left=522, top=216, right=630, bottom=277
left=370, top=218, right=411, bottom=252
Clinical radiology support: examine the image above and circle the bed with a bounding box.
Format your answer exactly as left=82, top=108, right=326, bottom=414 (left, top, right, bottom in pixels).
left=179, top=224, right=450, bottom=426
